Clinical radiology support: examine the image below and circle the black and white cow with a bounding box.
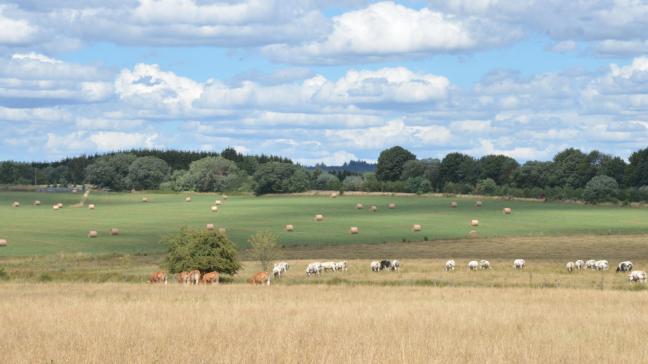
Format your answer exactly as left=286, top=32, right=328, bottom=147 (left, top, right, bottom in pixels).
left=616, top=261, right=633, bottom=273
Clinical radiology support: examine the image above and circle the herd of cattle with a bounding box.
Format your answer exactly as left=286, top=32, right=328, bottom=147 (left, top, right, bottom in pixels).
left=148, top=258, right=647, bottom=285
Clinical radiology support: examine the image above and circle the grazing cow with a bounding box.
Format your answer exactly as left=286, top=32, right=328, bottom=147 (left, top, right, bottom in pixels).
left=628, top=271, right=647, bottom=283
left=380, top=260, right=392, bottom=271
left=513, top=259, right=526, bottom=269
left=335, top=261, right=348, bottom=271
left=187, top=270, right=201, bottom=285
left=306, top=262, right=323, bottom=277
left=479, top=260, right=491, bottom=270
left=566, top=261, right=575, bottom=273
left=177, top=271, right=190, bottom=284
left=273, top=262, right=289, bottom=277
left=249, top=272, right=271, bottom=285
left=370, top=261, right=381, bottom=272
left=445, top=260, right=456, bottom=271
left=468, top=261, right=479, bottom=271
left=616, top=261, right=633, bottom=273
left=321, top=261, right=337, bottom=272
left=201, top=271, right=220, bottom=285
left=575, top=260, right=585, bottom=270
left=391, top=260, right=401, bottom=271
left=148, top=271, right=168, bottom=284
left=595, top=260, right=609, bottom=271
left=585, top=260, right=597, bottom=270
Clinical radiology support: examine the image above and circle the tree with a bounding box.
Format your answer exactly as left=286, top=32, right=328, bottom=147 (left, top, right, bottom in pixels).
left=400, top=160, right=426, bottom=180
left=475, top=178, right=498, bottom=195
left=478, top=155, right=519, bottom=185
left=439, top=153, right=479, bottom=186
left=342, top=175, right=364, bottom=191
left=253, top=162, right=300, bottom=195
left=183, top=156, right=242, bottom=192
left=248, top=231, right=279, bottom=272
left=625, top=147, right=648, bottom=187
left=314, top=172, right=341, bottom=190
left=376, top=146, right=416, bottom=181
left=512, top=161, right=551, bottom=188
left=127, top=156, right=170, bottom=190
left=163, top=228, right=241, bottom=275
left=405, top=176, right=432, bottom=194
left=549, top=148, right=594, bottom=188
left=583, top=175, right=619, bottom=203
left=84, top=154, right=136, bottom=190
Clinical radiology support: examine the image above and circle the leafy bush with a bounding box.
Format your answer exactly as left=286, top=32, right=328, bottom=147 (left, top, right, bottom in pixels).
left=163, top=228, right=241, bottom=275
left=583, top=175, right=619, bottom=203
left=248, top=231, right=279, bottom=272
left=475, top=178, right=498, bottom=195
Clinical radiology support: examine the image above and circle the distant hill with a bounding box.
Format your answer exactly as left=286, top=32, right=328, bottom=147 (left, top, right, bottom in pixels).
left=308, top=160, right=376, bottom=173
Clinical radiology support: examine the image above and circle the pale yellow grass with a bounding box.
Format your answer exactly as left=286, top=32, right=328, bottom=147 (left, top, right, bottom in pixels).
left=0, top=283, right=647, bottom=363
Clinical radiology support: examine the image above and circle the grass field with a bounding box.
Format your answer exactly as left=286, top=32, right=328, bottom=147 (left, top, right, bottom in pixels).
left=2, top=191, right=648, bottom=257
left=1, top=283, right=647, bottom=363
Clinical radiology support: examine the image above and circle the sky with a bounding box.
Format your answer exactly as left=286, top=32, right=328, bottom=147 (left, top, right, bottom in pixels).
left=0, top=0, right=647, bottom=165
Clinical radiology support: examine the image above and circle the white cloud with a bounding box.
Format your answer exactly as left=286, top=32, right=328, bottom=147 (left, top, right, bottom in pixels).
left=89, top=131, right=159, bottom=151
left=0, top=7, right=37, bottom=45
left=326, top=119, right=452, bottom=149
left=295, top=151, right=359, bottom=166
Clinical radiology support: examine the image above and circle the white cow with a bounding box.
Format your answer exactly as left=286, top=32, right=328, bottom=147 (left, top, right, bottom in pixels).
left=370, top=261, right=381, bottom=272
left=513, top=259, right=526, bottom=269
left=334, top=261, right=348, bottom=271
left=321, top=261, right=337, bottom=272
left=616, top=261, right=633, bottom=273
left=445, top=260, right=456, bottom=271
left=273, top=262, right=289, bottom=277
left=468, top=260, right=479, bottom=271
left=628, top=271, right=647, bottom=283
left=595, top=260, right=609, bottom=271
left=585, top=260, right=597, bottom=269
left=566, top=261, right=575, bottom=272
left=391, top=260, right=401, bottom=271
left=479, top=260, right=491, bottom=270
left=575, top=260, right=585, bottom=270
left=306, top=262, right=323, bottom=277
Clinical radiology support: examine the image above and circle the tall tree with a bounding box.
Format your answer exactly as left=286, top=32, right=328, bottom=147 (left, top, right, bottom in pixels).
left=626, top=147, right=648, bottom=187
left=376, top=146, right=416, bottom=181
left=478, top=155, right=519, bottom=185
left=439, top=153, right=479, bottom=186
left=127, top=156, right=170, bottom=190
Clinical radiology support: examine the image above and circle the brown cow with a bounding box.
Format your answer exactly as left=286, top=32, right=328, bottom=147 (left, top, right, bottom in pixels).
left=177, top=271, right=190, bottom=284
left=148, top=271, right=168, bottom=284
left=187, top=270, right=201, bottom=285
left=201, top=271, right=220, bottom=285
left=248, top=272, right=271, bottom=286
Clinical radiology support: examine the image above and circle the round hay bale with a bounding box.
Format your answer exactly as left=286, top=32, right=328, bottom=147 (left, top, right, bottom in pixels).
left=314, top=214, right=324, bottom=221
left=206, top=224, right=214, bottom=231
left=475, top=201, right=482, bottom=207
left=211, top=206, right=219, bottom=212
left=285, top=224, right=294, bottom=232
left=88, top=230, right=98, bottom=238
left=222, top=195, right=228, bottom=200
left=412, top=224, right=422, bottom=232
left=503, top=207, right=512, bottom=215
left=450, top=201, right=458, bottom=208
left=0, top=239, right=7, bottom=247
left=214, top=200, right=222, bottom=206
left=471, top=219, right=479, bottom=227
left=370, top=205, right=378, bottom=212
left=33, top=200, right=41, bottom=206
left=110, top=228, right=120, bottom=236
left=88, top=204, right=95, bottom=210
left=12, top=201, right=19, bottom=208
left=141, top=197, right=149, bottom=203
left=356, top=203, right=364, bottom=209
left=388, top=203, right=396, bottom=209
left=57, top=203, right=63, bottom=208
left=52, top=205, right=60, bottom=210
left=330, top=192, right=338, bottom=198
left=349, top=226, right=359, bottom=234
left=185, top=196, right=192, bottom=202
left=218, top=227, right=226, bottom=234
left=469, top=230, right=478, bottom=238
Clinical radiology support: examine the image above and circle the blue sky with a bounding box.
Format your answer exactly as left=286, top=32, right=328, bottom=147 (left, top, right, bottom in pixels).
left=1, top=0, right=647, bottom=164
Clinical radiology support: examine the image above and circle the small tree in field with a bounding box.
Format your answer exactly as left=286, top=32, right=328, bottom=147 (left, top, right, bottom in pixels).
left=163, top=227, right=241, bottom=275
left=248, top=231, right=279, bottom=272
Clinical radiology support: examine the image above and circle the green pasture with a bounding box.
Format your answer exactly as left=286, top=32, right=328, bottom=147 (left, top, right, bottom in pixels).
left=1, top=191, right=647, bottom=257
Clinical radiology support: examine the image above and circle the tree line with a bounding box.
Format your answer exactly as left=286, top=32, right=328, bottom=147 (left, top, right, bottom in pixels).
left=4, top=145, right=648, bottom=203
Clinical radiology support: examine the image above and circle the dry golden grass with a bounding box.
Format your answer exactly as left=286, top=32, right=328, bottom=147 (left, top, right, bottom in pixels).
left=0, top=283, right=647, bottom=363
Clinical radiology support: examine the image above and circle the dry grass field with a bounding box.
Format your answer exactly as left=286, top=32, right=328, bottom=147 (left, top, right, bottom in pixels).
left=0, top=283, right=647, bottom=363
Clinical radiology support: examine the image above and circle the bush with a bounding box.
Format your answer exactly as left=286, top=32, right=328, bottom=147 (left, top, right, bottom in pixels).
left=475, top=178, right=497, bottom=195
left=342, top=175, right=364, bottom=191
left=405, top=176, right=432, bottom=194
left=583, top=175, right=619, bottom=203
left=0, top=267, right=8, bottom=280
left=163, top=227, right=241, bottom=275
left=248, top=231, right=279, bottom=272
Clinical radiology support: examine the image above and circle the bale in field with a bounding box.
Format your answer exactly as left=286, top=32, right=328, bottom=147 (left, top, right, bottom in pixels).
left=57, top=203, right=63, bottom=208
left=356, top=203, right=363, bottom=209
left=314, top=214, right=324, bottom=221
left=330, top=192, right=338, bottom=198
left=349, top=226, right=359, bottom=234
left=185, top=196, right=192, bottom=202
left=503, top=207, right=512, bottom=214
left=12, top=201, right=19, bottom=208
left=88, top=230, right=98, bottom=238
left=471, top=219, right=479, bottom=227
left=206, top=224, right=214, bottom=231
left=285, top=224, right=294, bottom=232
left=33, top=200, right=41, bottom=206
left=450, top=201, right=458, bottom=208
left=475, top=201, right=482, bottom=207
left=211, top=206, right=219, bottom=212
left=110, top=228, right=120, bottom=236
left=53, top=205, right=60, bottom=210
left=222, top=195, right=228, bottom=200
left=214, top=200, right=223, bottom=205
left=469, top=230, right=478, bottom=238
left=388, top=203, right=396, bottom=209
left=412, top=224, right=422, bottom=232
left=218, top=228, right=226, bottom=234
left=88, top=204, right=95, bottom=210
left=0, top=239, right=7, bottom=247
left=370, top=205, right=378, bottom=212
left=142, top=197, right=149, bottom=203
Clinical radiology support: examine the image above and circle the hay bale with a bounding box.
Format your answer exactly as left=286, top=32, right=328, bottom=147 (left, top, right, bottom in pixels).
left=142, top=197, right=149, bottom=203
left=475, top=201, right=482, bottom=207
left=412, top=224, right=422, bottom=232
left=57, top=203, right=63, bottom=208
left=450, top=201, right=458, bottom=208
left=356, top=203, right=364, bottom=209
left=471, top=219, right=479, bottom=227
left=349, top=226, right=359, bottom=234
left=503, top=207, right=512, bottom=215
left=285, top=224, right=294, bottom=232
left=72, top=188, right=78, bottom=193
left=469, top=230, right=478, bottom=238
left=330, top=192, right=338, bottom=198
left=314, top=214, right=324, bottom=221
left=88, top=230, right=98, bottom=238
left=370, top=205, right=378, bottom=212
left=11, top=201, right=19, bottom=208
left=222, top=195, right=228, bottom=200
left=214, top=200, right=222, bottom=206
left=388, top=203, right=396, bottom=209
left=218, top=228, right=226, bottom=234
left=0, top=239, right=7, bottom=247
left=211, top=206, right=219, bottom=212
left=206, top=224, right=214, bottom=231
left=53, top=205, right=60, bottom=210
left=110, top=228, right=120, bottom=236
left=185, top=196, right=192, bottom=202
left=88, top=204, right=95, bottom=210
left=33, top=200, right=41, bottom=206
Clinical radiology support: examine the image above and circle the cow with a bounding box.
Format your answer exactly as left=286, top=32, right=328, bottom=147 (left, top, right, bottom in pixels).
left=148, top=271, right=167, bottom=284
left=585, top=260, right=597, bottom=270
left=335, top=261, right=348, bottom=271
left=177, top=271, right=190, bottom=284
left=201, top=271, right=220, bottom=284
left=187, top=270, right=201, bottom=285
left=306, top=262, right=323, bottom=277
left=479, top=260, right=491, bottom=270
left=273, top=262, right=289, bottom=277
left=566, top=261, right=575, bottom=273
left=391, top=260, right=401, bottom=271
left=445, top=260, right=456, bottom=271
left=616, top=261, right=633, bottom=273
left=321, top=261, right=337, bottom=272
left=575, top=260, right=585, bottom=270
left=628, top=271, right=647, bottom=283
left=595, top=260, right=609, bottom=271
left=249, top=272, right=271, bottom=285
left=370, top=261, right=381, bottom=272
left=513, top=259, right=526, bottom=269
left=468, top=260, right=479, bottom=271
left=380, top=260, right=392, bottom=271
